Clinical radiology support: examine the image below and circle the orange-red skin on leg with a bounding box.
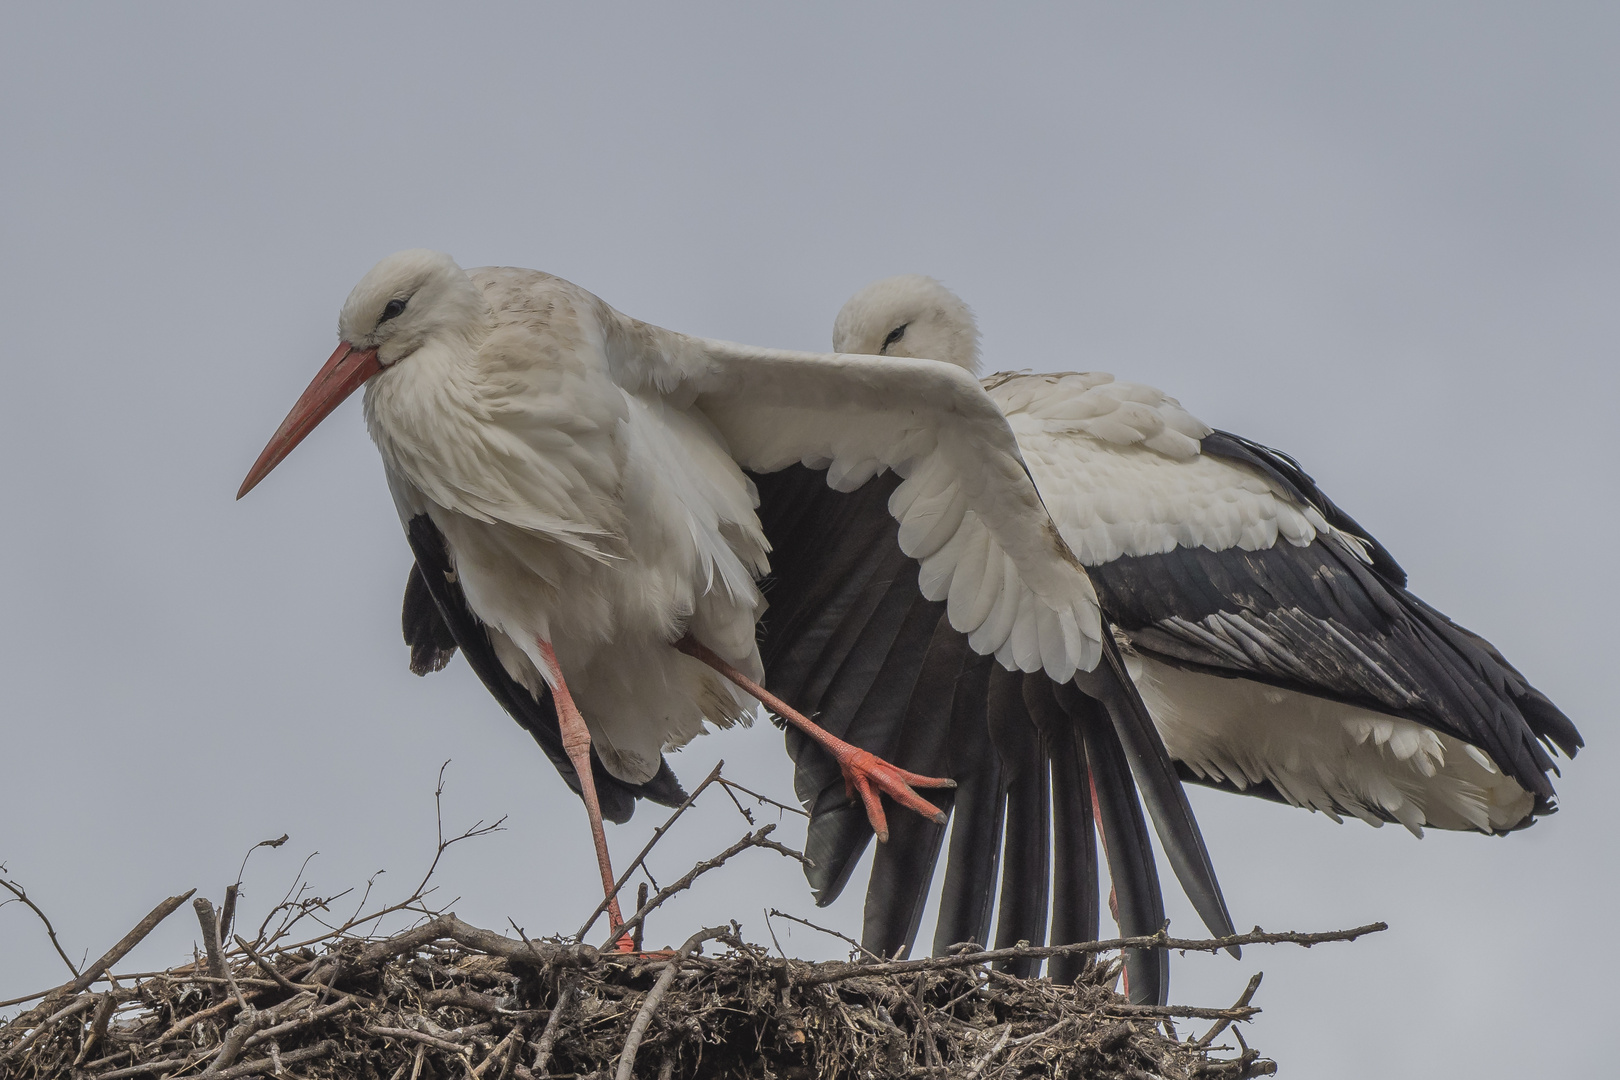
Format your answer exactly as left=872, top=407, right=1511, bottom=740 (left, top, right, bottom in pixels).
left=538, top=639, right=634, bottom=953
left=674, top=635, right=953, bottom=842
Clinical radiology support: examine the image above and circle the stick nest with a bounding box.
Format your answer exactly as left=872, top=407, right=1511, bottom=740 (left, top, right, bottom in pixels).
left=2, top=913, right=1284, bottom=1080
left=4, top=765, right=1385, bottom=1079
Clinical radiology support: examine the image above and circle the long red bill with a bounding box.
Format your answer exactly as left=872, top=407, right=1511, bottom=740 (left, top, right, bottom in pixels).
left=237, top=341, right=381, bottom=499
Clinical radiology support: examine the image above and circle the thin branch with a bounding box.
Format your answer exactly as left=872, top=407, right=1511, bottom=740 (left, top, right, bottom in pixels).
left=794, top=923, right=1388, bottom=986
left=234, top=934, right=312, bottom=995
left=615, top=926, right=728, bottom=1080
left=0, top=871, right=80, bottom=977
left=767, top=908, right=884, bottom=963
left=576, top=761, right=726, bottom=941
left=601, top=825, right=810, bottom=951
left=258, top=785, right=503, bottom=960
left=471, top=1023, right=527, bottom=1080
left=1196, top=971, right=1264, bottom=1048
left=6, top=888, right=197, bottom=1019
left=716, top=777, right=808, bottom=818
left=961, top=1022, right=1012, bottom=1080
left=1105, top=1002, right=1260, bottom=1022
left=72, top=992, right=117, bottom=1067
left=366, top=1025, right=471, bottom=1055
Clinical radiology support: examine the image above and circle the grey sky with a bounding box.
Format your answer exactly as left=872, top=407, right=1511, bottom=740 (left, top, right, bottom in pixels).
left=1, top=5, right=1613, bottom=1076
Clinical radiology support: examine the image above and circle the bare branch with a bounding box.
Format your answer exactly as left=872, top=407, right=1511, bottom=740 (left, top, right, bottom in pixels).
left=192, top=898, right=229, bottom=1003
left=532, top=976, right=577, bottom=1077
left=576, top=760, right=727, bottom=941
left=766, top=908, right=884, bottom=962
left=1197, top=971, right=1265, bottom=1048
left=615, top=926, right=728, bottom=1080
left=601, top=825, right=811, bottom=951
left=794, top=922, right=1388, bottom=986
left=716, top=777, right=808, bottom=818
left=0, top=870, right=81, bottom=977
left=6, top=888, right=197, bottom=1019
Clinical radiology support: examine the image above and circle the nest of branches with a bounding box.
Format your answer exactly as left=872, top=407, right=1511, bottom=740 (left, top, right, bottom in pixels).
left=1, top=764, right=1384, bottom=1080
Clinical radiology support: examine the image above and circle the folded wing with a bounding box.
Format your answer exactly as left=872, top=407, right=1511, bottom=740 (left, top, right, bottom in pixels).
left=989, top=372, right=1581, bottom=831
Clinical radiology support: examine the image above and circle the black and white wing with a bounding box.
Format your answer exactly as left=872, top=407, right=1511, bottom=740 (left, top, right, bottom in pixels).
left=400, top=514, right=687, bottom=823
left=990, top=371, right=1583, bottom=834
left=750, top=464, right=1228, bottom=1002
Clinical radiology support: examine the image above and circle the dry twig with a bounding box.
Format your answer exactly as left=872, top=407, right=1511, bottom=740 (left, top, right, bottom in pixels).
left=0, top=871, right=80, bottom=979
left=615, top=926, right=728, bottom=1080
left=602, top=824, right=810, bottom=951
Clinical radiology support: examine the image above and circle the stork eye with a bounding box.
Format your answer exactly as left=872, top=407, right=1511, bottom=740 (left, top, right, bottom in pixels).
left=880, top=324, right=908, bottom=352
left=378, top=297, right=409, bottom=325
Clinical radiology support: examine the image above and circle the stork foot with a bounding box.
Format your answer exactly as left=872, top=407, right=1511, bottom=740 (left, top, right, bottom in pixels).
left=836, top=745, right=953, bottom=843
left=673, top=635, right=954, bottom=840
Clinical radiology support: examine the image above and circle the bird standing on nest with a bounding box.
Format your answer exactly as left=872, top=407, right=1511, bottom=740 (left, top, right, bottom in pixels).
left=238, top=250, right=1123, bottom=949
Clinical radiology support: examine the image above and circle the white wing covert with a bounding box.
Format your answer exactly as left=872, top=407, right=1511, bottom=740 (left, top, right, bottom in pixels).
left=606, top=325, right=1105, bottom=681
left=986, top=372, right=1355, bottom=566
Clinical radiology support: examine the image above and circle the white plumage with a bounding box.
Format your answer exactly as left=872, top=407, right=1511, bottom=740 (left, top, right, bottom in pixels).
left=239, top=251, right=1114, bottom=930
left=252, top=252, right=1102, bottom=772
left=832, top=274, right=1577, bottom=835
left=991, top=371, right=1333, bottom=562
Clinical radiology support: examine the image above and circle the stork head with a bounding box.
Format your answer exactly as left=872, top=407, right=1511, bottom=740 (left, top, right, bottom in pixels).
left=832, top=274, right=981, bottom=374
left=238, top=249, right=484, bottom=499
left=337, top=249, right=486, bottom=365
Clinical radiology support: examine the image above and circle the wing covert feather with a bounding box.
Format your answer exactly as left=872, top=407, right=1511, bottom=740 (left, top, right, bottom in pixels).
left=614, top=327, right=1105, bottom=681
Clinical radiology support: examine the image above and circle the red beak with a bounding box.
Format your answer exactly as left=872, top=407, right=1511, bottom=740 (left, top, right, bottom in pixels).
left=237, top=342, right=382, bottom=499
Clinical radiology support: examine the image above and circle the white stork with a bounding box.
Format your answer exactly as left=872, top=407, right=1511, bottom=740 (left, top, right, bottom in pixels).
left=238, top=250, right=1147, bottom=949
left=718, top=274, right=1582, bottom=995
left=821, top=274, right=1582, bottom=840
left=380, top=271, right=1243, bottom=1002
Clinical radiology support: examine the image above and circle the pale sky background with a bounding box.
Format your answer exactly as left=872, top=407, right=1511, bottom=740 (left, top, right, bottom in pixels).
left=1, top=5, right=1614, bottom=1076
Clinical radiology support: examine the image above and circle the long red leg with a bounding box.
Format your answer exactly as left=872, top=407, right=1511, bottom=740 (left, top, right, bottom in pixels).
left=537, top=639, right=633, bottom=953
left=673, top=635, right=954, bottom=842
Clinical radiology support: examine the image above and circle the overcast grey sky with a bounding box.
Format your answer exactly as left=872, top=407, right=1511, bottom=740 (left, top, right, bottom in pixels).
left=1, top=5, right=1614, bottom=1076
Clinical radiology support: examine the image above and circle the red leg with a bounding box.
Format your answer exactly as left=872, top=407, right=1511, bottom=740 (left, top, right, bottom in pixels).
left=1088, top=773, right=1120, bottom=927
left=537, top=639, right=634, bottom=953
left=673, top=635, right=954, bottom=842
left=1088, top=771, right=1125, bottom=997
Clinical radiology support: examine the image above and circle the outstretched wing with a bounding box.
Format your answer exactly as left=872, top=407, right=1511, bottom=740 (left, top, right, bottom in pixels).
left=400, top=515, right=687, bottom=824
left=751, top=464, right=1231, bottom=1003
left=606, top=319, right=1106, bottom=684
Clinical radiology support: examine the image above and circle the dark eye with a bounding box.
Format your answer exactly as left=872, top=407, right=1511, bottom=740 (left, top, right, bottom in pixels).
left=378, top=297, right=409, bottom=325
left=880, top=323, right=908, bottom=352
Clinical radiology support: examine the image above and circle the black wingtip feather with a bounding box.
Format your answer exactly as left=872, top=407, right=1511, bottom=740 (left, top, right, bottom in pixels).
left=1067, top=685, right=1169, bottom=1006
left=1069, top=640, right=1238, bottom=951
left=403, top=561, right=459, bottom=675
left=988, top=666, right=1050, bottom=978
left=1024, top=677, right=1101, bottom=985
left=931, top=654, right=1003, bottom=956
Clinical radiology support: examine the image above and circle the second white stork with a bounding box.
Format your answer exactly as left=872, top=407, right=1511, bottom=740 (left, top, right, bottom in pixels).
left=823, top=274, right=1582, bottom=837
left=238, top=250, right=1123, bottom=946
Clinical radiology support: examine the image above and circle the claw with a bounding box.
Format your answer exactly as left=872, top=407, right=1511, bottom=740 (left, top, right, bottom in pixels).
left=675, top=633, right=955, bottom=841
left=837, top=745, right=952, bottom=842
